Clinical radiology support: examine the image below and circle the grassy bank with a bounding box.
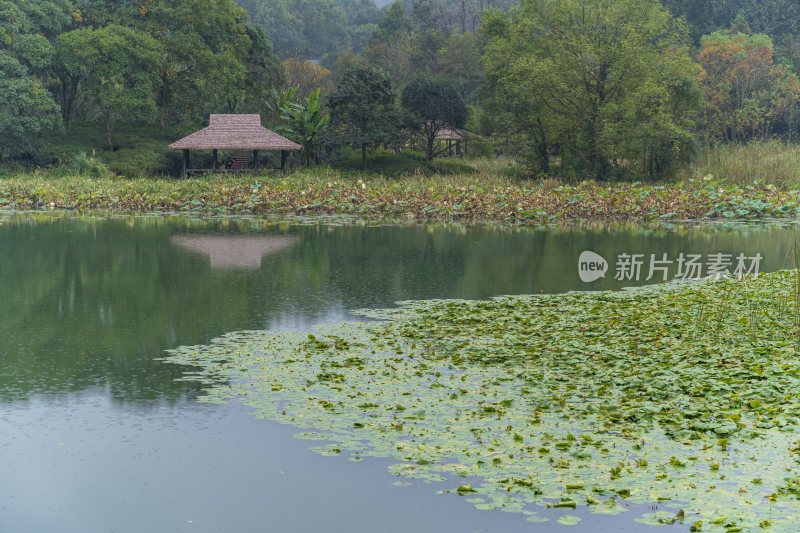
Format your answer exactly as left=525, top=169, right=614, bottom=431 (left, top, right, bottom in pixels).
left=1, top=168, right=799, bottom=223
left=681, top=140, right=800, bottom=187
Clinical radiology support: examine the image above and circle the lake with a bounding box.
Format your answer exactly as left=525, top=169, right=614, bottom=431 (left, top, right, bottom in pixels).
left=0, top=211, right=796, bottom=533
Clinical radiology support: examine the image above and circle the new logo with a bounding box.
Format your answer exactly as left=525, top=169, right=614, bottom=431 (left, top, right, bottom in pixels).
left=578, top=251, right=608, bottom=282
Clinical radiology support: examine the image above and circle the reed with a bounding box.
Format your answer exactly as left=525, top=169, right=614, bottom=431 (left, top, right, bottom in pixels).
left=681, top=140, right=800, bottom=186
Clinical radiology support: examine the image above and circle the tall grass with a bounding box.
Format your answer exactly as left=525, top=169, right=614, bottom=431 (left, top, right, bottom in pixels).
left=681, top=140, right=800, bottom=186
left=0, top=156, right=530, bottom=197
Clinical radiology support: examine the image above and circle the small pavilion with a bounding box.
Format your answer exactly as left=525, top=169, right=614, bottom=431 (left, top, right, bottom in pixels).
left=168, top=114, right=302, bottom=176
left=436, top=126, right=466, bottom=156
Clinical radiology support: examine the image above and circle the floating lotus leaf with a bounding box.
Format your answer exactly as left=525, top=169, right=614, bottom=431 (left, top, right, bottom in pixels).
left=162, top=271, right=800, bottom=531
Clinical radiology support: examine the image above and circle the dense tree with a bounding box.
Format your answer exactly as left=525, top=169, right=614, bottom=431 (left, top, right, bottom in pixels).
left=243, top=0, right=357, bottom=59
left=401, top=74, right=466, bottom=163
left=337, top=0, right=381, bottom=26
left=371, top=1, right=415, bottom=43
left=0, top=0, right=64, bottom=159
left=126, top=0, right=277, bottom=124
left=235, top=24, right=285, bottom=114
left=1, top=0, right=71, bottom=91
left=237, top=0, right=304, bottom=56
left=0, top=51, right=61, bottom=161
left=348, top=24, right=379, bottom=53
left=662, top=0, right=800, bottom=45
left=283, top=58, right=334, bottom=98
left=404, top=0, right=514, bottom=35
left=697, top=32, right=800, bottom=142
left=435, top=31, right=484, bottom=101
left=482, top=0, right=701, bottom=180
left=57, top=25, right=159, bottom=147
left=326, top=65, right=403, bottom=168
left=661, top=0, right=744, bottom=43
left=412, top=0, right=451, bottom=36
left=363, top=33, right=418, bottom=95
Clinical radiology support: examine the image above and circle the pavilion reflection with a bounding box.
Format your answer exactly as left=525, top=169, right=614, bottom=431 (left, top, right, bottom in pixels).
left=170, top=234, right=298, bottom=269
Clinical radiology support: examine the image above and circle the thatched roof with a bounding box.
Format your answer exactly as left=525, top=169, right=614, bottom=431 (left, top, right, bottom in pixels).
left=168, top=114, right=302, bottom=151
left=436, top=126, right=464, bottom=141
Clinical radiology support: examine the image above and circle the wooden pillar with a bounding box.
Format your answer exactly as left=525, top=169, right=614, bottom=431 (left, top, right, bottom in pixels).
left=456, top=140, right=461, bottom=156
left=448, top=139, right=452, bottom=156
left=212, top=149, right=218, bottom=171
left=253, top=150, right=259, bottom=171
left=182, top=150, right=190, bottom=178
left=280, top=150, right=287, bottom=174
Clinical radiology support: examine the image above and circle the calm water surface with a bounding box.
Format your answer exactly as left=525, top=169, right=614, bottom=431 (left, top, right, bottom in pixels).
left=0, top=212, right=796, bottom=533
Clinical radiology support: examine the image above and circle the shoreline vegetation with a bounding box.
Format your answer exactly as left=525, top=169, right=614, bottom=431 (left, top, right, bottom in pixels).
left=6, top=139, right=800, bottom=224
left=3, top=165, right=800, bottom=225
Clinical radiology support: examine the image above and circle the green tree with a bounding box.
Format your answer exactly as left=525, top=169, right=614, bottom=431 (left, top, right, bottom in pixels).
left=226, top=23, right=284, bottom=114
left=401, top=74, right=466, bottom=163
left=412, top=0, right=450, bottom=36
left=372, top=1, right=414, bottom=43
left=364, top=32, right=418, bottom=95
left=0, top=51, right=60, bottom=161
left=326, top=65, right=403, bottom=168
left=482, top=0, right=700, bottom=180
left=663, top=0, right=800, bottom=44
left=243, top=0, right=351, bottom=58
left=57, top=25, right=159, bottom=148
left=127, top=0, right=270, bottom=125
left=436, top=31, right=484, bottom=101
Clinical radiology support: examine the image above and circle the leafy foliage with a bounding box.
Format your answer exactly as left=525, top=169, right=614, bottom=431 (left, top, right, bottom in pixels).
left=282, top=58, right=334, bottom=98
left=56, top=24, right=159, bottom=148
left=401, top=74, right=467, bottom=163
left=241, top=0, right=364, bottom=58
left=0, top=51, right=61, bottom=160
left=0, top=0, right=63, bottom=159
left=128, top=0, right=280, bottom=123
left=326, top=65, right=404, bottom=168
left=272, top=88, right=330, bottom=166
left=371, top=0, right=414, bottom=43
left=697, top=32, right=800, bottom=143
left=482, top=0, right=701, bottom=181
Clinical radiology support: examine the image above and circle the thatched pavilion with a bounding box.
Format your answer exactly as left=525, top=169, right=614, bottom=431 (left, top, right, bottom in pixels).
left=168, top=114, right=302, bottom=176
left=436, top=126, right=466, bottom=156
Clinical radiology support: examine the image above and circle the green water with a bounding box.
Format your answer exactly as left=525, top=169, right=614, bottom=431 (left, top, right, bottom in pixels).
left=0, top=211, right=795, bottom=532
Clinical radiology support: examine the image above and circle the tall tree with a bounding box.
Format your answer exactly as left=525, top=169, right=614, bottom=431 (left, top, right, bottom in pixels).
left=482, top=0, right=701, bottom=180
left=436, top=31, right=484, bottom=101
left=371, top=1, right=414, bottom=43
left=57, top=25, right=159, bottom=148
left=697, top=32, right=800, bottom=142
left=0, top=51, right=60, bottom=161
left=126, top=0, right=278, bottom=124
left=326, top=65, right=403, bottom=168
left=244, top=0, right=351, bottom=58
left=401, top=74, right=466, bottom=163
left=364, top=32, right=418, bottom=95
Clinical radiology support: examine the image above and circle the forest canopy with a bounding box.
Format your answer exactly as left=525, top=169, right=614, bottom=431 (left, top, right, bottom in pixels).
left=4, top=0, right=800, bottom=180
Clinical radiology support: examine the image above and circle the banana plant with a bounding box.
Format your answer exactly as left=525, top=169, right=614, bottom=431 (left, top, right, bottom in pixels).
left=270, top=87, right=329, bottom=166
